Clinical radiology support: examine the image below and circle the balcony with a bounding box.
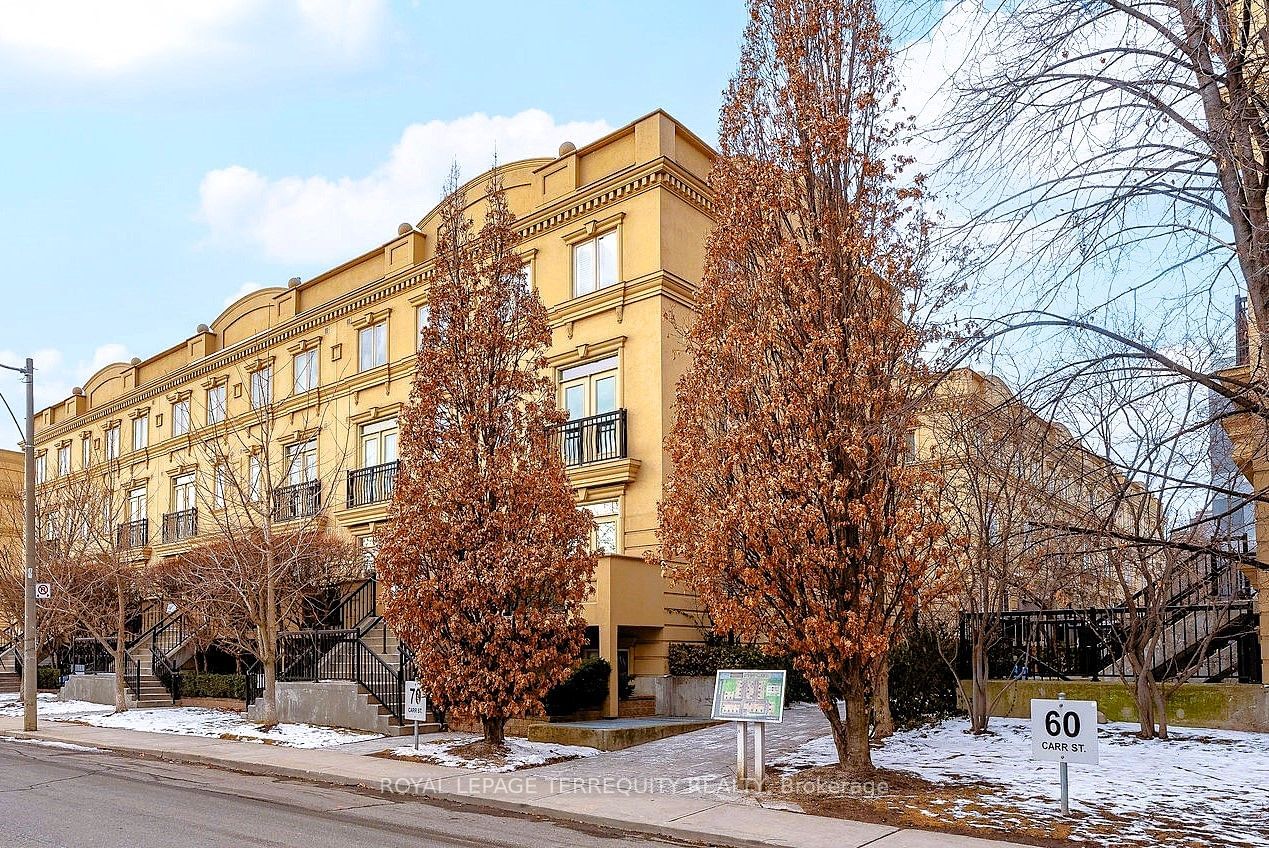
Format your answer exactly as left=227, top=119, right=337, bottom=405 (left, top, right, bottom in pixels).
left=273, top=480, right=321, bottom=522
left=347, top=461, right=398, bottom=508
left=116, top=519, right=149, bottom=549
left=161, top=509, right=197, bottom=544
left=552, top=409, right=627, bottom=468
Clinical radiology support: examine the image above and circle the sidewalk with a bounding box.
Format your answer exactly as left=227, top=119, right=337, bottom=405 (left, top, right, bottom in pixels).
left=0, top=714, right=1024, bottom=848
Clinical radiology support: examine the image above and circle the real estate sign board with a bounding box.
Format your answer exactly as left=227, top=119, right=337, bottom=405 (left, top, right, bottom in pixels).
left=711, top=669, right=786, bottom=723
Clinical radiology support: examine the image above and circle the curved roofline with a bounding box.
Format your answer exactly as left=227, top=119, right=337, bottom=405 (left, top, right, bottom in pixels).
left=210, top=286, right=288, bottom=333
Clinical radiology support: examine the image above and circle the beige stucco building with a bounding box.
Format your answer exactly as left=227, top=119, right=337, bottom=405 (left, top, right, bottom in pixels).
left=28, top=110, right=714, bottom=714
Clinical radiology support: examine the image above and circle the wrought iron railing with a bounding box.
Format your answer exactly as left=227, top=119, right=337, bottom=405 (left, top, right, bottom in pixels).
left=116, top=519, right=149, bottom=549
left=347, top=461, right=398, bottom=508
left=550, top=409, right=627, bottom=467
left=277, top=627, right=416, bottom=721
left=273, top=480, right=321, bottom=521
left=67, top=637, right=142, bottom=699
left=333, top=579, right=377, bottom=631
left=161, top=509, right=198, bottom=543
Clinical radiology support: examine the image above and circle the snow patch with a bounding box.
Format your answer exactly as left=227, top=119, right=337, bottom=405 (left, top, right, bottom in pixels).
left=386, top=735, right=599, bottom=772
left=0, top=735, right=100, bottom=752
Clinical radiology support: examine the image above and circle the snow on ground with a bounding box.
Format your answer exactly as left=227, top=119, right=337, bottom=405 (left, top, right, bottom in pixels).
left=0, top=735, right=100, bottom=752
left=0, top=693, right=114, bottom=718
left=74, top=707, right=384, bottom=749
left=386, top=734, right=599, bottom=772
left=775, top=717, right=1269, bottom=848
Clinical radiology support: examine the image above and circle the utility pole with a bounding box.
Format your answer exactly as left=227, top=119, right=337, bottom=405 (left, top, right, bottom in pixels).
left=1, top=358, right=36, bottom=731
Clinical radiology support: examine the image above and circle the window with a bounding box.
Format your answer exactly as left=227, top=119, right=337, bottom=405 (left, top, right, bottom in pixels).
left=293, top=349, right=317, bottom=394
left=359, top=535, right=378, bottom=575
left=359, top=322, right=387, bottom=371
left=45, top=512, right=58, bottom=542
left=360, top=418, right=398, bottom=468
left=285, top=440, right=317, bottom=485
left=105, top=425, right=120, bottom=461
left=127, top=486, right=147, bottom=524
left=572, top=230, right=618, bottom=297
left=249, top=455, right=263, bottom=501
left=81, top=437, right=91, bottom=469
left=206, top=385, right=226, bottom=425
left=251, top=366, right=272, bottom=409
left=213, top=465, right=227, bottom=510
left=416, top=306, right=430, bottom=350
left=172, top=473, right=196, bottom=514
left=57, top=444, right=70, bottom=477
left=133, top=415, right=149, bottom=450
left=583, top=500, right=619, bottom=554
left=172, top=399, right=190, bottom=437
left=560, top=356, right=618, bottom=420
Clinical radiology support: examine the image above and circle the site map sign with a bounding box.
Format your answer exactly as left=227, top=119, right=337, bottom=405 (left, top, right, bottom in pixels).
left=711, top=669, right=787, bottom=723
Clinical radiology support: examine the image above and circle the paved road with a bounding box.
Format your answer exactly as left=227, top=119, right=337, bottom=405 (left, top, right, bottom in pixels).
left=0, top=740, right=689, bottom=848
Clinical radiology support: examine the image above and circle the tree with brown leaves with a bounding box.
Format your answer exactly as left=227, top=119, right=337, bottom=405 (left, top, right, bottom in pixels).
left=659, top=0, right=950, bottom=770
left=376, top=169, right=596, bottom=748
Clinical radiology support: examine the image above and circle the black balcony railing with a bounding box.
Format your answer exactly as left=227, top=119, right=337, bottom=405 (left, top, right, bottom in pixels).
left=347, top=461, right=398, bottom=508
left=116, top=519, right=148, bottom=549
left=552, top=409, right=627, bottom=467
left=161, top=509, right=197, bottom=543
left=273, top=480, right=321, bottom=522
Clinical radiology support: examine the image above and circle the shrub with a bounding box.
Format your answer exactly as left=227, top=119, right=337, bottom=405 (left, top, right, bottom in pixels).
left=888, top=622, right=959, bottom=727
left=178, top=671, right=247, bottom=701
left=544, top=657, right=611, bottom=717
left=667, top=642, right=813, bottom=702
left=37, top=666, right=62, bottom=689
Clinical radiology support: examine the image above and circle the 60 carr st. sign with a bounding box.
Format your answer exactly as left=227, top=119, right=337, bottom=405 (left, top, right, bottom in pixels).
left=1030, top=698, right=1098, bottom=765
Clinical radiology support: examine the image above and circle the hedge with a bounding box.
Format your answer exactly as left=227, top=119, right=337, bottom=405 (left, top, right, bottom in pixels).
left=37, top=666, right=61, bottom=689
left=888, top=623, right=959, bottom=727
left=667, top=643, right=813, bottom=702
left=178, top=671, right=248, bottom=701
left=544, top=657, right=610, bottom=716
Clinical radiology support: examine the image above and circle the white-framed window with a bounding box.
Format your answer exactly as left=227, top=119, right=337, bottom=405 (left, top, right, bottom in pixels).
left=285, top=439, right=317, bottom=485
left=104, top=425, right=120, bottom=461
left=81, top=436, right=91, bottom=469
left=572, top=230, right=618, bottom=297
left=359, top=322, right=387, bottom=371
left=293, top=348, right=318, bottom=394
left=251, top=366, right=272, bottom=409
left=207, top=385, right=226, bottom=425
left=416, top=305, right=430, bottom=350
left=172, top=473, right=196, bottom=514
left=57, top=444, right=70, bottom=477
left=133, top=415, right=149, bottom=450
left=127, top=486, right=147, bottom=524
left=249, top=455, right=263, bottom=501
left=359, top=535, right=378, bottom=575
left=360, top=418, right=399, bottom=468
left=213, top=465, right=227, bottom=510
left=45, top=512, right=58, bottom=541
left=172, top=399, right=190, bottom=437
left=583, top=499, right=620, bottom=555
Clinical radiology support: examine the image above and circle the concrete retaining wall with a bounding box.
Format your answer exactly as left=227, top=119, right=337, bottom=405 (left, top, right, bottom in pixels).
left=247, top=680, right=390, bottom=734
left=980, top=679, right=1269, bottom=733
left=654, top=675, right=715, bottom=717
left=60, top=673, right=134, bottom=708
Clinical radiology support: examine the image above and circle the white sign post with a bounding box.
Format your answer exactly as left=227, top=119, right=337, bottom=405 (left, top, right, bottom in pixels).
left=404, top=681, right=427, bottom=750
left=34, top=583, right=50, bottom=600
left=711, top=670, right=786, bottom=790
left=1030, top=693, right=1098, bottom=815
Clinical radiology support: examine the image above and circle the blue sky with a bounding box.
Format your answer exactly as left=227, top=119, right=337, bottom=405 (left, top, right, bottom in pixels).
left=0, top=1, right=749, bottom=422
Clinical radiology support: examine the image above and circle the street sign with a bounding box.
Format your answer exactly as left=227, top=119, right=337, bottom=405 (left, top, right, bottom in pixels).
left=711, top=669, right=786, bottom=722
left=404, top=681, right=428, bottom=721
left=34, top=583, right=50, bottom=600
left=1030, top=697, right=1098, bottom=765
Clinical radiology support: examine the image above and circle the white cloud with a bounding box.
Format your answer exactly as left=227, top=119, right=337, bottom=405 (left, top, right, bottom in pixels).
left=198, top=110, right=613, bottom=265
left=0, top=0, right=384, bottom=76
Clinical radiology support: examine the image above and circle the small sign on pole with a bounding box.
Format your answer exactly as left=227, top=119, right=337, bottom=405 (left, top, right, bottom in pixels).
left=34, top=583, right=50, bottom=600
left=404, top=681, right=427, bottom=750
left=1030, top=694, right=1098, bottom=815
left=712, top=669, right=786, bottom=790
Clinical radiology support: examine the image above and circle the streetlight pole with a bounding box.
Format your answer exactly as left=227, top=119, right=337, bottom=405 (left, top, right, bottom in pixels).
left=1, top=358, right=36, bottom=731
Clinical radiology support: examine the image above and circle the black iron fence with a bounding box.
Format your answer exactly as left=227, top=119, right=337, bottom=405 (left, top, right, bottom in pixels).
left=551, top=409, right=627, bottom=467
left=347, top=461, right=398, bottom=508
left=116, top=519, right=148, bottom=549
left=161, top=509, right=198, bottom=543
left=66, top=637, right=142, bottom=699
left=276, top=628, right=415, bottom=721
left=273, top=480, right=321, bottom=522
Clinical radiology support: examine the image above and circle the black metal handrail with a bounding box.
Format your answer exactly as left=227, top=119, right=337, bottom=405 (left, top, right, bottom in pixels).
left=161, top=509, right=198, bottom=543
left=273, top=480, right=321, bottom=521
left=116, top=519, right=149, bottom=549
left=347, top=461, right=398, bottom=508
left=333, top=579, right=377, bottom=631
left=68, top=637, right=142, bottom=700
left=550, top=409, right=627, bottom=467
left=278, top=628, right=415, bottom=721
left=278, top=629, right=357, bottom=681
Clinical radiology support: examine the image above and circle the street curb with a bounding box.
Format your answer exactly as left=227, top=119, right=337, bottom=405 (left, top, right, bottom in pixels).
left=9, top=731, right=861, bottom=848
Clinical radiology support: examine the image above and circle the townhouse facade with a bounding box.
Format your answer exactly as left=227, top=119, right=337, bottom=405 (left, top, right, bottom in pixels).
left=28, top=110, right=713, bottom=715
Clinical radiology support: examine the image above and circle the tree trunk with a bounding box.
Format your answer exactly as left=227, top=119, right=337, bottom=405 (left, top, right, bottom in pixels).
left=871, top=666, right=894, bottom=740
left=482, top=716, right=506, bottom=746
left=821, top=699, right=851, bottom=765
left=970, top=636, right=990, bottom=734
left=258, top=543, right=279, bottom=728
left=1151, top=680, right=1169, bottom=741
left=844, top=689, right=874, bottom=771
left=258, top=652, right=278, bottom=728
left=1133, top=667, right=1157, bottom=739
left=113, top=638, right=129, bottom=713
